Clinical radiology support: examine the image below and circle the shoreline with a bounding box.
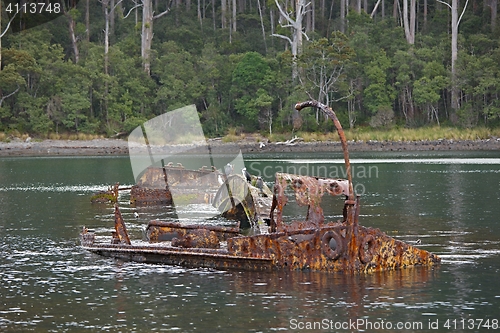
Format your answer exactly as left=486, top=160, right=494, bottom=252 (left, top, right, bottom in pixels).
left=0, top=137, right=499, bottom=157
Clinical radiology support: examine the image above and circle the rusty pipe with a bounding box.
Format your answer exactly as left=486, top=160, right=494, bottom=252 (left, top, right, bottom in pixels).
left=295, top=100, right=354, bottom=201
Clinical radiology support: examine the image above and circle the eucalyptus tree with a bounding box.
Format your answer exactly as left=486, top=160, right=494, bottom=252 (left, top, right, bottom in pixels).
left=62, top=1, right=81, bottom=63
left=272, top=0, right=309, bottom=81
left=140, top=0, right=172, bottom=75
left=436, top=0, right=470, bottom=121
left=99, top=0, right=122, bottom=128
left=0, top=1, right=20, bottom=69
left=0, top=8, right=24, bottom=111
left=402, top=0, right=416, bottom=44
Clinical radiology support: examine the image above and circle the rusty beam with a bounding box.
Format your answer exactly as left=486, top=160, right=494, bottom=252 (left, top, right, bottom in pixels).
left=112, top=204, right=131, bottom=245
left=146, top=220, right=240, bottom=243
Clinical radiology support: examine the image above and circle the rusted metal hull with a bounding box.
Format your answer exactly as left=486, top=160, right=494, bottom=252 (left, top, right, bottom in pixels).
left=82, top=199, right=439, bottom=273
left=81, top=222, right=439, bottom=273
left=83, top=244, right=274, bottom=271
left=130, top=186, right=172, bottom=205
left=227, top=225, right=439, bottom=273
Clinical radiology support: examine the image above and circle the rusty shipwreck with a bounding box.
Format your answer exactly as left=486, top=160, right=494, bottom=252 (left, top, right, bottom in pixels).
left=81, top=101, right=440, bottom=273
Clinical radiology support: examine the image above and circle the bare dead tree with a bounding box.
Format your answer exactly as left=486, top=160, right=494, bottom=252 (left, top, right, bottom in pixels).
left=257, top=0, right=267, bottom=53
left=0, top=3, right=20, bottom=68
left=272, top=0, right=310, bottom=81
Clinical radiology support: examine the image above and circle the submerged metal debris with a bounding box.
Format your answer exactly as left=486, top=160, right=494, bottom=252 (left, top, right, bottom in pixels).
left=81, top=101, right=440, bottom=273
left=90, top=183, right=120, bottom=203
left=130, top=166, right=222, bottom=206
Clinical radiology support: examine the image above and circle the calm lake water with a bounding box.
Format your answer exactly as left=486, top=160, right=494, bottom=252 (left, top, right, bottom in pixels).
left=1, top=151, right=500, bottom=332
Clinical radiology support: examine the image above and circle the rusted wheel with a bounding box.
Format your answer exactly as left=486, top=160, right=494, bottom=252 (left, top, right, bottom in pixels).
left=321, top=231, right=343, bottom=260
left=359, top=235, right=376, bottom=264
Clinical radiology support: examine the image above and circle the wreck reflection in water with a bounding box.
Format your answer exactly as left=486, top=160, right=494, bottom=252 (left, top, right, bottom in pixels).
left=1, top=153, right=500, bottom=332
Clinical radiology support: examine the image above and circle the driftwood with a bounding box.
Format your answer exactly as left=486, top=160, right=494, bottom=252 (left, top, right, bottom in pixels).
left=275, top=135, right=304, bottom=146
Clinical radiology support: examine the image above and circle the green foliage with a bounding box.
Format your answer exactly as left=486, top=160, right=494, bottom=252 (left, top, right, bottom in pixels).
left=300, top=32, right=355, bottom=106
left=231, top=52, right=272, bottom=130
left=369, top=106, right=395, bottom=128
left=0, top=0, right=499, bottom=138
left=413, top=61, right=448, bottom=106
left=363, top=51, right=396, bottom=114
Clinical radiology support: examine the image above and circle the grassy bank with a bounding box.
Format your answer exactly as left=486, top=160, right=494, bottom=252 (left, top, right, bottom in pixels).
left=346, top=127, right=500, bottom=142
left=2, top=126, right=500, bottom=144
left=0, top=131, right=104, bottom=142
left=267, top=127, right=500, bottom=143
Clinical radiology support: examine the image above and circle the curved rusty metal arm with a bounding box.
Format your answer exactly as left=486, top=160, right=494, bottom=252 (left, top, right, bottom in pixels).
left=295, top=100, right=354, bottom=201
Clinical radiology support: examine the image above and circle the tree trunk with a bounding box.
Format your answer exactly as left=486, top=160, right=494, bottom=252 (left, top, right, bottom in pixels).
left=492, top=0, right=498, bottom=31
left=1, top=1, right=3, bottom=69
left=212, top=0, right=216, bottom=30
left=198, top=0, right=202, bottom=26
left=103, top=2, right=110, bottom=75
left=67, top=9, right=80, bottom=63
left=403, top=0, right=415, bottom=44
left=306, top=0, right=314, bottom=32
left=341, top=0, right=346, bottom=32
left=273, top=0, right=308, bottom=82
left=424, top=0, right=428, bottom=29
left=221, top=0, right=227, bottom=28
left=103, top=1, right=110, bottom=128
left=142, top=0, right=154, bottom=75
left=86, top=0, right=90, bottom=42
left=257, top=0, right=267, bottom=52
left=232, top=0, right=237, bottom=32
left=371, top=0, right=383, bottom=18
left=403, top=0, right=410, bottom=40
left=110, top=0, right=115, bottom=37
left=348, top=80, right=357, bottom=129
left=450, top=0, right=459, bottom=115
left=292, top=0, right=305, bottom=81
left=410, top=0, right=416, bottom=43
left=406, top=85, right=415, bottom=124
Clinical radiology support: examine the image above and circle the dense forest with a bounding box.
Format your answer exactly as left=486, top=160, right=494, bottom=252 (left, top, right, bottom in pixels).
left=0, top=0, right=499, bottom=139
